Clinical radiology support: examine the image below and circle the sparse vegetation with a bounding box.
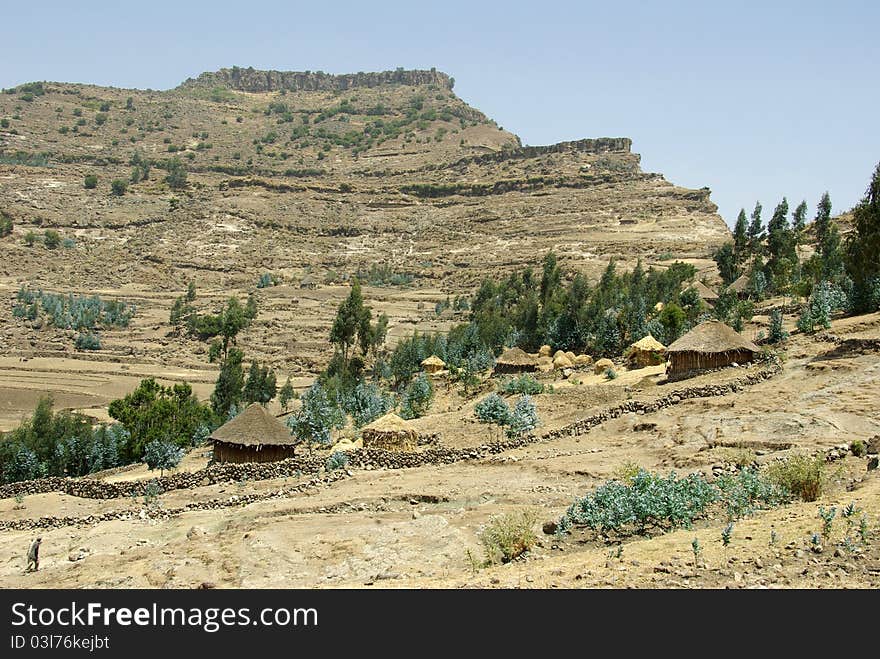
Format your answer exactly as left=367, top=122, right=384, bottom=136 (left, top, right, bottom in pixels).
left=83, top=174, right=98, bottom=189
left=478, top=510, right=538, bottom=564
left=764, top=453, right=825, bottom=502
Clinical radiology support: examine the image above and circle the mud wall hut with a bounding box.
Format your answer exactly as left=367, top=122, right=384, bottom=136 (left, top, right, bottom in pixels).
left=209, top=403, right=300, bottom=463
left=665, top=320, right=759, bottom=381
left=493, top=347, right=538, bottom=374
left=626, top=334, right=666, bottom=368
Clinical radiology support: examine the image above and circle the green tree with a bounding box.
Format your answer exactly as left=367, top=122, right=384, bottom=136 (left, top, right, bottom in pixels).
left=765, top=197, right=796, bottom=291
left=846, top=162, right=880, bottom=312
left=243, top=361, right=277, bottom=405
left=329, top=279, right=373, bottom=364
left=220, top=296, right=247, bottom=354
left=210, top=348, right=245, bottom=418
left=814, top=192, right=832, bottom=247
left=792, top=200, right=808, bottom=245
left=400, top=372, right=433, bottom=419
left=713, top=243, right=738, bottom=286
left=286, top=383, right=343, bottom=454
left=732, top=209, right=748, bottom=263
left=108, top=378, right=211, bottom=461
left=142, top=439, right=184, bottom=476
left=768, top=309, right=788, bottom=344
left=747, top=201, right=764, bottom=254
left=658, top=302, right=686, bottom=344
left=278, top=376, right=295, bottom=411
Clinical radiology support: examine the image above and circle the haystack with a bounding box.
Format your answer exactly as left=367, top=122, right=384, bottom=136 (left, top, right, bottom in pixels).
left=666, top=320, right=759, bottom=380
left=538, top=345, right=552, bottom=357
left=574, top=354, right=593, bottom=367
left=421, top=355, right=446, bottom=374
left=494, top=347, right=538, bottom=374
left=553, top=354, right=573, bottom=369
left=594, top=358, right=614, bottom=375
left=209, top=403, right=300, bottom=463
left=361, top=413, right=417, bottom=452
left=627, top=334, right=667, bottom=368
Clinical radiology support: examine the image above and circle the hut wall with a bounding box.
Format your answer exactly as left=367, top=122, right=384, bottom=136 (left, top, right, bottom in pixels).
left=212, top=442, right=298, bottom=464
left=423, top=364, right=444, bottom=374
left=667, top=350, right=755, bottom=380
left=362, top=430, right=417, bottom=452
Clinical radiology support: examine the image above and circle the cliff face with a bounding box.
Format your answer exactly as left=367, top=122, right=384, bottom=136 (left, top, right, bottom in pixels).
left=179, top=67, right=453, bottom=93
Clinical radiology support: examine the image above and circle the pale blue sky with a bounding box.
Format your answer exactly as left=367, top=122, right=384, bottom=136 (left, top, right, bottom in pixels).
left=3, top=1, right=878, bottom=227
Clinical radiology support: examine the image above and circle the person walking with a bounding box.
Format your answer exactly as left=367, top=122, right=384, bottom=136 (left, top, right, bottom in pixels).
left=26, top=537, right=42, bottom=572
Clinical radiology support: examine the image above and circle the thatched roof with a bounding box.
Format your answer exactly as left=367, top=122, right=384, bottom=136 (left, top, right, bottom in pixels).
left=727, top=274, right=750, bottom=294
left=362, top=412, right=413, bottom=433
left=630, top=334, right=666, bottom=352
left=666, top=321, right=759, bottom=354
left=209, top=403, right=299, bottom=447
left=496, top=347, right=538, bottom=366
left=688, top=280, right=719, bottom=301
left=421, top=355, right=446, bottom=367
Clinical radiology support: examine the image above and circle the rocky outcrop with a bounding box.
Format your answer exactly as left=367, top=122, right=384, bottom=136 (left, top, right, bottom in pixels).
left=179, top=67, right=453, bottom=93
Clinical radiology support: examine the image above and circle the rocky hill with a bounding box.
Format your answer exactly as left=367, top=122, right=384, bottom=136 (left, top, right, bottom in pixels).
left=0, top=68, right=731, bottom=411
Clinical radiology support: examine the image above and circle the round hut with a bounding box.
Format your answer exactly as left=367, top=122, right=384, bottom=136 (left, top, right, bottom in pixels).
left=209, top=403, right=300, bottom=463
left=494, top=347, right=539, bottom=374
left=688, top=281, right=720, bottom=305
left=421, top=355, right=446, bottom=374
left=361, top=413, right=418, bottom=452
left=626, top=334, right=667, bottom=368
left=726, top=274, right=751, bottom=299
left=665, top=320, right=759, bottom=381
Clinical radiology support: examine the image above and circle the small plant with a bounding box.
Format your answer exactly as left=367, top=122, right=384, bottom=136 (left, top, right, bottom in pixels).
left=143, top=480, right=162, bottom=508
left=810, top=531, right=822, bottom=551
left=818, top=506, right=836, bottom=541
left=850, top=440, right=866, bottom=457
left=13, top=493, right=25, bottom=510
left=612, top=460, right=641, bottom=484
left=74, top=333, right=101, bottom=350
left=764, top=453, right=824, bottom=502
left=43, top=229, right=61, bottom=249
left=858, top=515, right=870, bottom=545
left=478, top=510, right=538, bottom=565
left=324, top=451, right=349, bottom=472
left=605, top=367, right=618, bottom=380
left=500, top=374, right=544, bottom=395
left=767, top=309, right=788, bottom=343
left=83, top=174, right=98, bottom=189
left=110, top=179, right=128, bottom=196
left=769, top=530, right=778, bottom=546
left=721, top=522, right=734, bottom=547
left=23, top=231, right=36, bottom=247
left=691, top=537, right=702, bottom=568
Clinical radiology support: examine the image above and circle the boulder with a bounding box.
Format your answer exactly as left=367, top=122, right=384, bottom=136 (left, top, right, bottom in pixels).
left=594, top=358, right=614, bottom=375
left=565, top=351, right=577, bottom=363
left=574, top=354, right=593, bottom=366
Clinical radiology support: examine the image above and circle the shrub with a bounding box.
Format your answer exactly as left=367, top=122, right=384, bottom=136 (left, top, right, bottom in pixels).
left=612, top=460, right=641, bottom=484
left=83, top=174, right=98, bottom=189
left=343, top=381, right=392, bottom=427
left=0, top=212, right=12, bottom=237
left=715, top=467, right=789, bottom=521
left=325, top=451, right=349, bottom=471
left=474, top=393, right=511, bottom=426
left=256, top=273, right=278, bottom=288
left=605, top=367, right=618, bottom=380
left=23, top=231, right=37, bottom=246
left=768, top=309, right=788, bottom=343
left=763, top=453, right=824, bottom=502
left=110, top=179, right=127, bottom=196
left=94, top=112, right=108, bottom=126
left=558, top=470, right=718, bottom=536
left=399, top=372, right=433, bottom=419
left=74, top=333, right=101, bottom=350
left=43, top=229, right=61, bottom=249
left=165, top=157, right=187, bottom=189
left=507, top=394, right=539, bottom=437
left=500, top=373, right=544, bottom=395
left=850, top=440, right=866, bottom=457
left=478, top=510, right=538, bottom=564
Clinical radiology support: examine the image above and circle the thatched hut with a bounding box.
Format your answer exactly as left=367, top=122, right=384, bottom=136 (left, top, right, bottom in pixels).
left=493, top=347, right=538, bottom=374
left=665, top=321, right=759, bottom=381
left=727, top=274, right=750, bottom=298
left=421, top=355, right=446, bottom=374
left=688, top=281, right=719, bottom=305
left=361, top=413, right=417, bottom=452
left=627, top=334, right=667, bottom=368
left=209, top=403, right=300, bottom=463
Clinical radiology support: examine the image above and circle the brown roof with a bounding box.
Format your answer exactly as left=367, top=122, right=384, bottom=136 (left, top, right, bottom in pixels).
left=630, top=334, right=666, bottom=352
left=421, top=355, right=446, bottom=367
left=362, top=412, right=413, bottom=433
left=727, top=274, right=750, bottom=294
left=496, top=347, right=538, bottom=366
left=666, top=320, right=759, bottom=354
left=688, top=280, right=719, bottom=301
left=209, top=403, right=299, bottom=447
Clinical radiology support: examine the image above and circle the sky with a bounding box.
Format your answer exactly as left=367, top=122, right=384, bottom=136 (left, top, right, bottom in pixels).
left=2, top=0, right=878, bottom=228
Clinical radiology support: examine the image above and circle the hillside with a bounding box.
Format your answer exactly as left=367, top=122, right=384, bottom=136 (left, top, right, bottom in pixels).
left=0, top=68, right=730, bottom=427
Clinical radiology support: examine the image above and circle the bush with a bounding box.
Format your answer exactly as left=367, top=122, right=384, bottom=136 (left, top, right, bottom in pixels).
left=715, top=467, right=789, bottom=521
left=74, top=333, right=101, bottom=350
left=0, top=212, right=12, bottom=237
left=325, top=451, right=349, bottom=471
left=768, top=309, right=788, bottom=343
left=763, top=453, right=824, bottom=502
left=478, top=510, right=538, bottom=564
left=256, top=273, right=278, bottom=288
left=399, top=372, right=433, bottom=419
left=474, top=393, right=511, bottom=426
left=94, top=112, right=108, bottom=126
left=23, top=231, right=37, bottom=246
left=850, top=440, right=866, bottom=457
left=165, top=157, right=187, bottom=189
left=43, top=229, right=61, bottom=249
left=110, top=179, right=127, bottom=196
left=558, top=470, right=718, bottom=536
left=500, top=373, right=544, bottom=395
left=142, top=440, right=184, bottom=475
left=507, top=394, right=539, bottom=437
left=83, top=174, right=98, bottom=189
